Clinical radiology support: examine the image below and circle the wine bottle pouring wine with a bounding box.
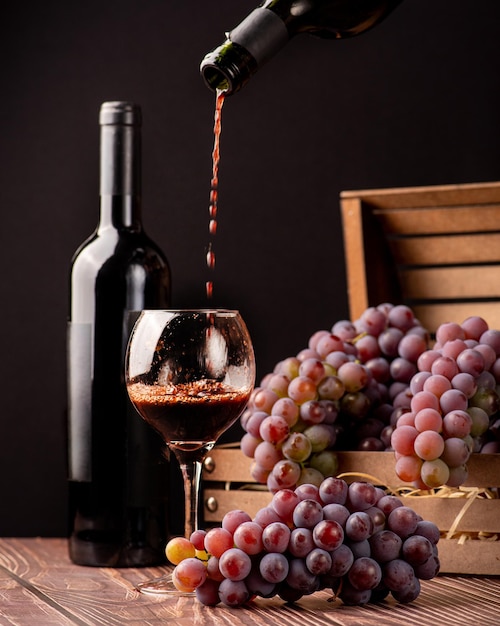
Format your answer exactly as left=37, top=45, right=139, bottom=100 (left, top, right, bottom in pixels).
left=200, top=0, right=403, bottom=95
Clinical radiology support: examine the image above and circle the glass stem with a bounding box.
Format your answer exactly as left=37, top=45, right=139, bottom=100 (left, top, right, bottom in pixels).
left=174, top=450, right=205, bottom=538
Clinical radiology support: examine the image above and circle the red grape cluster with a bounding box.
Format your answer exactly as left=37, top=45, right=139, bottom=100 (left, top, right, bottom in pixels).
left=241, top=303, right=431, bottom=490
left=168, top=477, right=440, bottom=607
left=391, top=316, right=500, bottom=488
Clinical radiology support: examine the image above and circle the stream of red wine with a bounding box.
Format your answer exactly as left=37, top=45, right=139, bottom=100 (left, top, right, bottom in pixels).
left=206, top=89, right=225, bottom=301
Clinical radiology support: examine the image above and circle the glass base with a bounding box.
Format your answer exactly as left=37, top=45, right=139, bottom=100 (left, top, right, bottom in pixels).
left=135, top=573, right=194, bottom=596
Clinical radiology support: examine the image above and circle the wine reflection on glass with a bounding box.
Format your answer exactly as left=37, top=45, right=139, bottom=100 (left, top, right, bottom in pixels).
left=126, top=309, right=255, bottom=594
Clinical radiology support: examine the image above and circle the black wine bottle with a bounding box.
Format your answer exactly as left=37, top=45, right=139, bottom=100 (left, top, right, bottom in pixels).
left=67, top=101, right=172, bottom=566
left=200, top=0, right=403, bottom=94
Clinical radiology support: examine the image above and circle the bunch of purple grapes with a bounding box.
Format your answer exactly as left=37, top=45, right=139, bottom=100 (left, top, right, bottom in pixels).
left=173, top=477, right=440, bottom=607
left=241, top=303, right=431, bottom=490
left=391, top=316, right=500, bottom=488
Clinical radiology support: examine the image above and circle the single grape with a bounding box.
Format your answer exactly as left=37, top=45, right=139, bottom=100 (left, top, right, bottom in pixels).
left=292, top=499, right=324, bottom=529
left=328, top=543, right=355, bottom=577
left=253, top=506, right=282, bottom=528
left=299, top=358, right=326, bottom=383
left=413, top=554, right=440, bottom=580
left=391, top=576, right=421, bottom=604
left=402, top=534, right=434, bottom=566
left=313, top=519, right=344, bottom=551
left=259, top=552, right=289, bottom=583
left=348, top=557, right=382, bottom=591
left=259, top=414, right=289, bottom=445
left=287, top=376, right=318, bottom=404
left=461, top=316, right=489, bottom=341
left=388, top=304, right=417, bottom=332
left=271, top=488, right=300, bottom=523
left=288, top=527, right=315, bottom=558
left=414, top=407, right=442, bottom=433
left=254, top=440, right=283, bottom=471
left=414, top=430, right=445, bottom=461
left=195, top=578, right=221, bottom=606
left=387, top=506, right=419, bottom=539
left=309, top=450, right=339, bottom=476
left=345, top=512, right=374, bottom=542
left=173, top=557, right=207, bottom=592
left=436, top=321, right=465, bottom=344
left=382, top=558, right=416, bottom=593
left=347, top=481, right=378, bottom=511
left=369, top=530, right=402, bottom=563
left=204, top=527, right=235, bottom=559
left=430, top=355, right=459, bottom=380
left=297, top=466, right=324, bottom=487
left=414, top=520, right=440, bottom=545
left=439, top=388, right=468, bottom=414
left=420, top=458, right=450, bottom=488
left=440, top=437, right=471, bottom=467
left=442, top=409, right=472, bottom=439
left=456, top=348, right=485, bottom=377
left=165, top=536, right=195, bottom=565
left=281, top=432, right=313, bottom=463
left=240, top=432, right=261, bottom=458
left=252, top=388, right=280, bottom=413
left=218, top=548, right=252, bottom=582
left=337, top=361, right=370, bottom=392
left=272, top=458, right=301, bottom=489
left=306, top=548, right=332, bottom=575
left=262, top=522, right=291, bottom=554
left=391, top=424, right=419, bottom=456
left=286, top=558, right=319, bottom=594
left=233, top=521, right=264, bottom=555
left=300, top=400, right=327, bottom=424
left=222, top=509, right=252, bottom=534
left=245, top=565, right=276, bottom=598
left=243, top=410, right=269, bottom=437
left=395, top=454, right=423, bottom=482
left=339, top=581, right=372, bottom=606
left=271, top=397, right=300, bottom=426
left=218, top=578, right=250, bottom=607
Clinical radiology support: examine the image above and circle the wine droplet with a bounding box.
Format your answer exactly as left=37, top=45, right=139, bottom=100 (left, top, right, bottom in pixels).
left=206, top=281, right=213, bottom=300
left=206, top=245, right=215, bottom=270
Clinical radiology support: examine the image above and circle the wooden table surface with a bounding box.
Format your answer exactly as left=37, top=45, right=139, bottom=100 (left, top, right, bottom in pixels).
left=0, top=537, right=499, bottom=626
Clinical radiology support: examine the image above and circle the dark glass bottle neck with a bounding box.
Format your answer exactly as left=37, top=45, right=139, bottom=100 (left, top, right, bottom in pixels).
left=99, top=112, right=142, bottom=231
left=200, top=0, right=403, bottom=95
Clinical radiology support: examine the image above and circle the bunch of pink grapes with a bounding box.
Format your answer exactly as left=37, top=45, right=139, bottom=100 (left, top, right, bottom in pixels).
left=167, top=477, right=440, bottom=607
left=391, top=315, right=500, bottom=488
left=240, top=303, right=500, bottom=491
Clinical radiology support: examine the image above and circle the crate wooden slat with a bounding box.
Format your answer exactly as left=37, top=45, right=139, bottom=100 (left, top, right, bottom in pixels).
left=399, top=266, right=500, bottom=300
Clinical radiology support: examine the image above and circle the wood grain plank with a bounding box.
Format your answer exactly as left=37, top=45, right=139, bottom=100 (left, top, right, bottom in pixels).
left=372, top=205, right=500, bottom=235
left=0, top=539, right=500, bottom=625
left=388, top=233, right=500, bottom=265
left=398, top=265, right=500, bottom=299
left=340, top=181, right=500, bottom=209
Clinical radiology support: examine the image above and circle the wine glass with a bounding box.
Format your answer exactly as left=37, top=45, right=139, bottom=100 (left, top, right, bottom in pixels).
left=125, top=309, right=255, bottom=594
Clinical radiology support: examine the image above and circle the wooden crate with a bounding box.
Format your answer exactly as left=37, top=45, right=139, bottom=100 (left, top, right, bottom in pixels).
left=339, top=180, right=500, bottom=330
left=202, top=181, right=500, bottom=576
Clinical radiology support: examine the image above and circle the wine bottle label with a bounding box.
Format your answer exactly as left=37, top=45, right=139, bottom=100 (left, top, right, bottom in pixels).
left=230, top=7, right=289, bottom=65
left=67, top=322, right=93, bottom=482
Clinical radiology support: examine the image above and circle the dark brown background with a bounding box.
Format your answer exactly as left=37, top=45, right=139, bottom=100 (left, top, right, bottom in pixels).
left=1, top=0, right=499, bottom=536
